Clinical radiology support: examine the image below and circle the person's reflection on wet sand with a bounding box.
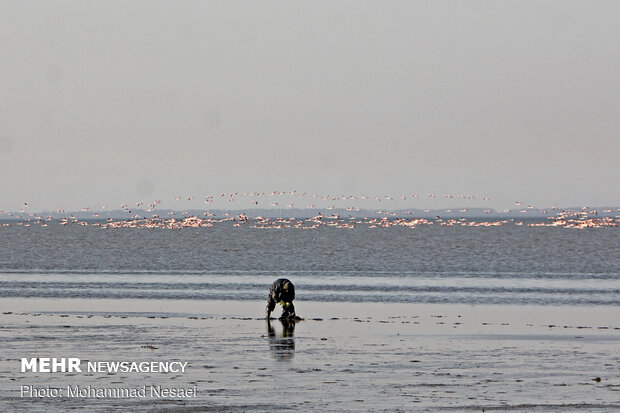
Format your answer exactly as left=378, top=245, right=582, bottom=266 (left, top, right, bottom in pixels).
left=266, top=318, right=296, bottom=360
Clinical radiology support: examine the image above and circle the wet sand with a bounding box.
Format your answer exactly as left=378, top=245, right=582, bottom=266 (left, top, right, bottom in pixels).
left=1, top=299, right=619, bottom=412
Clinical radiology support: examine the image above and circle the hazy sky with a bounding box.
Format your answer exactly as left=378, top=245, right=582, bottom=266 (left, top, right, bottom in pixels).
left=1, top=1, right=618, bottom=212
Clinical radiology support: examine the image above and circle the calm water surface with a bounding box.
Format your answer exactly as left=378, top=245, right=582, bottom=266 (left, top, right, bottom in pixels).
left=1, top=220, right=618, bottom=305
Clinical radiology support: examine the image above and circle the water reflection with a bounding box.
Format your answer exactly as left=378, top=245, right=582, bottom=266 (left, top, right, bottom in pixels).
left=267, top=318, right=296, bottom=360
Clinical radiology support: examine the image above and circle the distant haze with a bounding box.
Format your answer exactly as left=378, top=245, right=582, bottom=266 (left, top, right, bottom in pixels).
left=1, top=1, right=618, bottom=212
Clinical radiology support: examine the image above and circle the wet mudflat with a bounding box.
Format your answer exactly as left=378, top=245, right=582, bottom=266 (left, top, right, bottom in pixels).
left=0, top=300, right=618, bottom=412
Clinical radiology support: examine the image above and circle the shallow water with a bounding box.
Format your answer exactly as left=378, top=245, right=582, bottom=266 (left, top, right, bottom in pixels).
left=0, top=221, right=618, bottom=306
left=1, top=303, right=619, bottom=412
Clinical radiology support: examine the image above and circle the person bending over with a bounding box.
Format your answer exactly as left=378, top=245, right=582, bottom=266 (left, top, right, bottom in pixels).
left=266, top=279, right=295, bottom=319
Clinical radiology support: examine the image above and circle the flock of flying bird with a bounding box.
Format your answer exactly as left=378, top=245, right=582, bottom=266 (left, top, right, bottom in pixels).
left=1, top=190, right=617, bottom=230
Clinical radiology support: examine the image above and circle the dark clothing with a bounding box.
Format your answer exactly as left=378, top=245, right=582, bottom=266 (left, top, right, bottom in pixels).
left=266, top=278, right=295, bottom=317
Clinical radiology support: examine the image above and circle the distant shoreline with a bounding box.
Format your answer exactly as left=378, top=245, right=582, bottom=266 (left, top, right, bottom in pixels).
left=1, top=206, right=618, bottom=220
